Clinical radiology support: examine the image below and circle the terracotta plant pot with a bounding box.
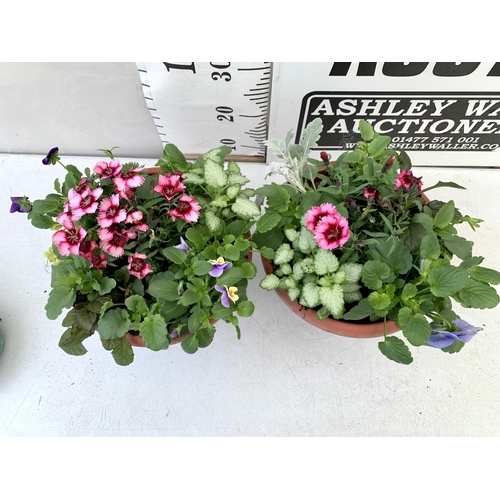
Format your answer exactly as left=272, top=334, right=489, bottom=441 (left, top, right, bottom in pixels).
left=261, top=255, right=400, bottom=339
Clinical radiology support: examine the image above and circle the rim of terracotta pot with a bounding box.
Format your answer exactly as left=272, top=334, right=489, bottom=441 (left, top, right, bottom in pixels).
left=261, top=255, right=400, bottom=339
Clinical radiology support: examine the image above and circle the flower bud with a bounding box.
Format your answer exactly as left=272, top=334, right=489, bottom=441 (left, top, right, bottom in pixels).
left=382, top=155, right=395, bottom=172
left=320, top=151, right=329, bottom=166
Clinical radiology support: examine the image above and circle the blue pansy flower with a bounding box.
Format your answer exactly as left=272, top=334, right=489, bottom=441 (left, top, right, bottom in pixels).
left=42, top=147, right=60, bottom=165
left=208, top=257, right=232, bottom=277
left=426, top=318, right=483, bottom=349
left=10, top=196, right=32, bottom=213
left=174, top=236, right=190, bottom=253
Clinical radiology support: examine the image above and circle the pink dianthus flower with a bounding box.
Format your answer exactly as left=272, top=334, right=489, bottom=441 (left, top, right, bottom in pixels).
left=52, top=224, right=87, bottom=256
left=168, top=194, right=201, bottom=223
left=93, top=159, right=122, bottom=179
left=305, top=203, right=339, bottom=232
left=98, top=194, right=127, bottom=228
left=313, top=214, right=350, bottom=250
left=127, top=253, right=153, bottom=279
left=154, top=173, right=186, bottom=200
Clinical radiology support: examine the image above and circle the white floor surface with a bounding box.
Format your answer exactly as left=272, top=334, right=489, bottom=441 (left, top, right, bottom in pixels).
left=1, top=153, right=499, bottom=437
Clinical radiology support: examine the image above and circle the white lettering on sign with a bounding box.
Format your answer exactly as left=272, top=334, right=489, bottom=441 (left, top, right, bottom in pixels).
left=313, top=99, right=458, bottom=117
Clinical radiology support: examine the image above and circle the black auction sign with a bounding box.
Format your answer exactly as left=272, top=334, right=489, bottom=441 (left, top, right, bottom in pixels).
left=270, top=63, right=500, bottom=167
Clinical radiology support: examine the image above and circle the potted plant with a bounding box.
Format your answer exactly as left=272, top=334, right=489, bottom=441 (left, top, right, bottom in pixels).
left=13, top=144, right=260, bottom=365
left=253, top=118, right=500, bottom=364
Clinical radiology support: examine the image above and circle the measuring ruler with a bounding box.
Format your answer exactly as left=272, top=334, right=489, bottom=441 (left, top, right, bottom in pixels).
left=136, top=62, right=272, bottom=162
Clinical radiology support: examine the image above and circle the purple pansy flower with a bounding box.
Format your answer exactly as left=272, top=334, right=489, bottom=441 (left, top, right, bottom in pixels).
left=215, top=285, right=238, bottom=308
left=426, top=318, right=483, bottom=349
left=174, top=236, right=190, bottom=253
left=208, top=257, right=232, bottom=277
left=42, top=147, right=60, bottom=165
left=10, top=196, right=32, bottom=213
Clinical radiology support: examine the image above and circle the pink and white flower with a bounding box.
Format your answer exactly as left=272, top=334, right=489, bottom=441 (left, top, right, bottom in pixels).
left=93, top=159, right=122, bottom=179
left=168, top=194, right=201, bottom=223
left=68, top=186, right=103, bottom=219
left=305, top=203, right=339, bottom=232
left=113, top=167, right=145, bottom=195
left=154, top=173, right=186, bottom=200
left=90, top=252, right=108, bottom=270
left=98, top=226, right=129, bottom=257
left=127, top=253, right=153, bottom=279
left=52, top=224, right=87, bottom=256
left=313, top=214, right=350, bottom=250
left=97, top=194, right=127, bottom=228
left=56, top=202, right=77, bottom=228
left=78, top=239, right=99, bottom=260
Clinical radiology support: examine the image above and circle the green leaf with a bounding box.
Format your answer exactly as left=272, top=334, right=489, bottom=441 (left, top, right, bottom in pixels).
left=205, top=210, right=223, bottom=233
left=444, top=236, right=473, bottom=260
left=469, top=266, right=500, bottom=285
left=404, top=223, right=427, bottom=252
left=256, top=211, right=281, bottom=233
left=423, top=181, right=466, bottom=192
left=98, top=277, right=116, bottom=295
left=368, top=291, right=392, bottom=312
left=97, top=309, right=131, bottom=340
left=162, top=247, right=187, bottom=264
left=231, top=198, right=261, bottom=219
left=160, top=143, right=189, bottom=171
left=401, top=283, right=418, bottom=301
left=361, top=261, right=391, bottom=290
left=185, top=227, right=206, bottom=248
left=378, top=336, right=413, bottom=365
left=179, top=288, right=202, bottom=306
left=458, top=279, right=500, bottom=309
left=161, top=301, right=188, bottom=321
left=434, top=200, right=455, bottom=229
left=148, top=279, right=180, bottom=301
left=211, top=302, right=233, bottom=319
left=216, top=267, right=245, bottom=287
left=125, top=295, right=149, bottom=316
left=255, top=183, right=291, bottom=213
left=204, top=158, right=228, bottom=187
left=139, top=314, right=168, bottom=351
left=358, top=119, right=374, bottom=142
left=319, top=285, right=344, bottom=318
left=428, top=266, right=468, bottom=297
left=441, top=340, right=466, bottom=354
left=75, top=308, right=97, bottom=332
left=261, top=249, right=278, bottom=264
left=241, top=261, right=257, bottom=279
left=220, top=244, right=240, bottom=261
left=398, top=307, right=431, bottom=346
left=367, top=135, right=391, bottom=157
left=420, top=234, right=441, bottom=260
left=342, top=298, right=374, bottom=321
left=45, top=287, right=76, bottom=320
left=192, top=260, right=213, bottom=276
left=181, top=334, right=199, bottom=354
left=111, top=336, right=134, bottom=366
left=237, top=300, right=255, bottom=317
left=31, top=198, right=61, bottom=214
left=29, top=214, right=56, bottom=229
left=259, top=273, right=280, bottom=291
left=58, top=326, right=92, bottom=350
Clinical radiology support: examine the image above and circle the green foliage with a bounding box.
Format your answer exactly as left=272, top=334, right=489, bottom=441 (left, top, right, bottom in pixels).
left=24, top=144, right=259, bottom=365
left=255, top=118, right=499, bottom=365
